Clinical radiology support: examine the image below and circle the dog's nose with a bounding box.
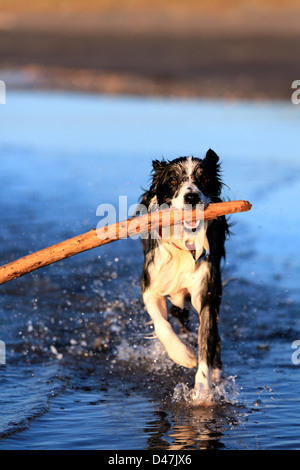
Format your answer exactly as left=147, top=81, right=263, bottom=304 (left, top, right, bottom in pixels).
left=184, top=192, right=201, bottom=206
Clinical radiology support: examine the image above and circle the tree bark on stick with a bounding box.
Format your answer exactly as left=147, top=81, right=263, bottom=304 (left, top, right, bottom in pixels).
left=0, top=200, right=251, bottom=286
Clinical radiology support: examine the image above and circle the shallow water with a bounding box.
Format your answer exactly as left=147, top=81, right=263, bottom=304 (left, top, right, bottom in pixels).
left=0, top=91, right=300, bottom=450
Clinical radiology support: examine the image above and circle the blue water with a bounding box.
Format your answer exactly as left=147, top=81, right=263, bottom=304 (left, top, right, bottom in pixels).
left=0, top=91, right=300, bottom=449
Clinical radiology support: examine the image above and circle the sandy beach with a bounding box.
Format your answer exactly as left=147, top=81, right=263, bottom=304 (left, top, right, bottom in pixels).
left=1, top=0, right=299, bottom=99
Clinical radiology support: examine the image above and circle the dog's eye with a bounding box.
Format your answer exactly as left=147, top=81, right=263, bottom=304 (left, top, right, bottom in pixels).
left=170, top=178, right=178, bottom=186
left=199, top=176, right=209, bottom=184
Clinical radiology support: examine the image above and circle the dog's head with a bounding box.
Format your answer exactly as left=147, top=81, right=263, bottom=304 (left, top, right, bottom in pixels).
left=142, top=149, right=223, bottom=258
left=150, top=149, right=222, bottom=209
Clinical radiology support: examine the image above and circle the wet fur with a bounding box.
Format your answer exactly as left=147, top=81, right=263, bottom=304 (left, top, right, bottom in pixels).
left=139, top=150, right=229, bottom=390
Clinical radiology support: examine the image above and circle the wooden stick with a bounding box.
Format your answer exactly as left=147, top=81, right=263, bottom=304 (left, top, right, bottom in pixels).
left=0, top=200, right=251, bottom=286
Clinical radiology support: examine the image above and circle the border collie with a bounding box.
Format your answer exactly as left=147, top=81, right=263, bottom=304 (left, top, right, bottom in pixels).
left=139, top=149, right=229, bottom=393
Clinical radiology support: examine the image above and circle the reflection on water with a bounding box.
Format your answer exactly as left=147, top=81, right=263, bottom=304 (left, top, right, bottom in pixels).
left=166, top=405, right=240, bottom=451
left=0, top=92, right=300, bottom=450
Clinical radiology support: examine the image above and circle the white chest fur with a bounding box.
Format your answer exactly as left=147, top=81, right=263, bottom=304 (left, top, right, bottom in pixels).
left=146, top=243, right=210, bottom=311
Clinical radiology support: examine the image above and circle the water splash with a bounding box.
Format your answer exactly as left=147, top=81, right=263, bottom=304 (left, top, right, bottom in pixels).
left=115, top=338, right=175, bottom=372
left=172, top=376, right=240, bottom=407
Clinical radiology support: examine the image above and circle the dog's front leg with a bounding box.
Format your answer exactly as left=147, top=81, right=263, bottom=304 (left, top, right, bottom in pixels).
left=193, top=288, right=222, bottom=391
left=143, top=291, right=197, bottom=369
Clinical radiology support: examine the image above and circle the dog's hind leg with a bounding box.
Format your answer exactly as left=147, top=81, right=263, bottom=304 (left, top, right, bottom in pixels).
left=169, top=304, right=190, bottom=333
left=143, top=291, right=197, bottom=369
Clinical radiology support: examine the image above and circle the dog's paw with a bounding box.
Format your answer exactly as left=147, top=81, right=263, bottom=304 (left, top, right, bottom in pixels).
left=155, top=319, right=197, bottom=369
left=167, top=340, right=197, bottom=369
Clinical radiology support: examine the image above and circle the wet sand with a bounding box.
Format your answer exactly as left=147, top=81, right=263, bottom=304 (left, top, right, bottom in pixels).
left=1, top=2, right=300, bottom=99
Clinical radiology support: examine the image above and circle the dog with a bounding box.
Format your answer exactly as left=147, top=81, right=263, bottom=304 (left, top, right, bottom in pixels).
left=139, top=149, right=229, bottom=392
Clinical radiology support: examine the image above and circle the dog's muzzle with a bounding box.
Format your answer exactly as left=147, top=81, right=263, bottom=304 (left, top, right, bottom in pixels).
left=184, top=192, right=202, bottom=207
left=183, top=193, right=204, bottom=231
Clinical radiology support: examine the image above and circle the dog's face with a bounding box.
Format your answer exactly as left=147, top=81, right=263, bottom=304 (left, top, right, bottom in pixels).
left=149, top=149, right=222, bottom=231
left=145, top=149, right=223, bottom=254
left=151, top=149, right=222, bottom=207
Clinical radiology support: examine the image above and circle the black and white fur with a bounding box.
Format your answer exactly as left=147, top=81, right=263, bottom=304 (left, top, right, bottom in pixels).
left=139, top=150, right=229, bottom=391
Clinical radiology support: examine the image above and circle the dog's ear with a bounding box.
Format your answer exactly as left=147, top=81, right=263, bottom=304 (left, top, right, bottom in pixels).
left=204, top=149, right=219, bottom=166
left=152, top=159, right=167, bottom=172
left=151, top=159, right=167, bottom=189
left=203, top=149, right=223, bottom=195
